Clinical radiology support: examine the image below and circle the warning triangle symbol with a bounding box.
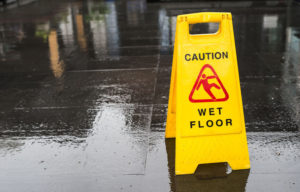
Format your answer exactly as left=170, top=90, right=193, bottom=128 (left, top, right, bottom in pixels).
left=189, top=64, right=229, bottom=103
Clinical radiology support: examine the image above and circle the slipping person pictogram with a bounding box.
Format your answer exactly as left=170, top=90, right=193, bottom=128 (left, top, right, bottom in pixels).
left=189, top=64, right=229, bottom=103
left=196, top=74, right=221, bottom=99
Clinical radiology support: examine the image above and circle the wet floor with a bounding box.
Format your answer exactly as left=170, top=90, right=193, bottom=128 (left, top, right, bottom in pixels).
left=0, top=0, right=300, bottom=191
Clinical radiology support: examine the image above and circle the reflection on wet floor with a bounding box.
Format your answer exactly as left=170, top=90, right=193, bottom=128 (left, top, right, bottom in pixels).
left=0, top=0, right=300, bottom=191
left=165, top=139, right=250, bottom=192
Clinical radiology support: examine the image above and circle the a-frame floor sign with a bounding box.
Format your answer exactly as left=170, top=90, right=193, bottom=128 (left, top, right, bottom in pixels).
left=165, top=12, right=250, bottom=175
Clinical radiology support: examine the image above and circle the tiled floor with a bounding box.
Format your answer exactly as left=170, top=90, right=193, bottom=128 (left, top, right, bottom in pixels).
left=0, top=0, right=300, bottom=191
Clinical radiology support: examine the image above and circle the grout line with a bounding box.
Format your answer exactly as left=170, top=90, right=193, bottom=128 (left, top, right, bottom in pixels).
left=11, top=103, right=168, bottom=111
left=68, top=67, right=156, bottom=73
left=143, top=54, right=162, bottom=173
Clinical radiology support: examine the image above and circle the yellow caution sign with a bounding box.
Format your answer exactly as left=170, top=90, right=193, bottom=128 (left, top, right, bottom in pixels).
left=165, top=12, right=250, bottom=175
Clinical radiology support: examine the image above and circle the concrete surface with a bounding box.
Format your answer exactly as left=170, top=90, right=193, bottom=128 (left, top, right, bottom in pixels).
left=0, top=0, right=300, bottom=191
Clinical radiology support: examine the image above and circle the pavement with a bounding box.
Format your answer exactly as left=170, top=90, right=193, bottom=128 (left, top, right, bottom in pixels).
left=0, top=0, right=300, bottom=191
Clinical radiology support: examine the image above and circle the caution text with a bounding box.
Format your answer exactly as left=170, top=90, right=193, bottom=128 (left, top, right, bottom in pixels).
left=185, top=51, right=228, bottom=61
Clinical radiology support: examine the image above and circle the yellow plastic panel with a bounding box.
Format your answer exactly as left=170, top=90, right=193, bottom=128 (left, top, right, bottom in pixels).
left=165, top=12, right=250, bottom=175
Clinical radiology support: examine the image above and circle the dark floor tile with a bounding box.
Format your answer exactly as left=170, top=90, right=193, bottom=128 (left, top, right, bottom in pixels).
left=150, top=104, right=167, bottom=132
left=241, top=78, right=299, bottom=132
left=71, top=55, right=159, bottom=71
left=0, top=69, right=157, bottom=110
left=159, top=55, right=173, bottom=67
left=153, top=67, right=171, bottom=104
